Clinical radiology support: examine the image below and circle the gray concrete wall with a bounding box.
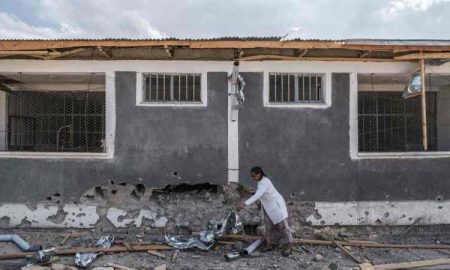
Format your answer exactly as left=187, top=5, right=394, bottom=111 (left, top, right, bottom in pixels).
left=437, top=87, right=450, bottom=151
left=239, top=73, right=450, bottom=201
left=0, top=72, right=228, bottom=203
left=2, top=71, right=450, bottom=203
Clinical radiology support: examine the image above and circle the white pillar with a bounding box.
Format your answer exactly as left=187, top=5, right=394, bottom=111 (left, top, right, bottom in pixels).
left=0, top=91, right=6, bottom=151
left=349, top=73, right=358, bottom=159
left=228, top=78, right=239, bottom=183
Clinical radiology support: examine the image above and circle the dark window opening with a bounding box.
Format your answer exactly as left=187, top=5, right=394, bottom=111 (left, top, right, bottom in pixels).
left=358, top=91, right=437, bottom=152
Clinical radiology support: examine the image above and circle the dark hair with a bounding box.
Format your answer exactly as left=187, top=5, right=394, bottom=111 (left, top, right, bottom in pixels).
left=251, top=166, right=266, bottom=177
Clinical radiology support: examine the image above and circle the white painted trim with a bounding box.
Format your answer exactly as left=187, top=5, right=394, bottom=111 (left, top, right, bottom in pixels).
left=0, top=91, right=6, bottom=151
left=263, top=72, right=331, bottom=108
left=135, top=71, right=207, bottom=107
left=0, top=152, right=111, bottom=159
left=0, top=71, right=116, bottom=159
left=228, top=72, right=239, bottom=183
left=307, top=200, right=450, bottom=226
left=349, top=73, right=358, bottom=159
left=357, top=152, right=450, bottom=159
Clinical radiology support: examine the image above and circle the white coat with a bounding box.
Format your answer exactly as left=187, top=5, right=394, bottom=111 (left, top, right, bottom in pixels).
left=244, top=176, right=289, bottom=224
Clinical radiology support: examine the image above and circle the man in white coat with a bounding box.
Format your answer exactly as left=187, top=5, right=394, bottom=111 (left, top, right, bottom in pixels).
left=239, top=166, right=293, bottom=256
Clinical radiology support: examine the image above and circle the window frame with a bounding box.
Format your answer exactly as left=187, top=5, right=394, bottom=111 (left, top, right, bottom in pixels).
left=136, top=72, right=207, bottom=107
left=264, top=71, right=331, bottom=108
left=0, top=71, right=115, bottom=159
left=349, top=72, right=450, bottom=160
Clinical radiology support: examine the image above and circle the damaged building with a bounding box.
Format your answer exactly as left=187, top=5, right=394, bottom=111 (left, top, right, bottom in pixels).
left=1, top=38, right=450, bottom=230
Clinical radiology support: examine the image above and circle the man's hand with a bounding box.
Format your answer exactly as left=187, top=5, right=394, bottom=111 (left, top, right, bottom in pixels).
left=237, top=202, right=246, bottom=210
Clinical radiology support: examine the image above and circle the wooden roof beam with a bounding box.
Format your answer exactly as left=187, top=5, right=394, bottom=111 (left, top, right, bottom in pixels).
left=239, top=54, right=400, bottom=62
left=394, top=52, right=450, bottom=60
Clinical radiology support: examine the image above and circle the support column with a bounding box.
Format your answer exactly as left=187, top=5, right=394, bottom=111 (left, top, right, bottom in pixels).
left=0, top=91, right=6, bottom=151
left=228, top=78, right=239, bottom=183
left=420, top=59, right=428, bottom=151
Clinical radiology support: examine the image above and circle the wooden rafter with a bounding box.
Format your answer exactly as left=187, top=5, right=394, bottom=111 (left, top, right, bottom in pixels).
left=2, top=39, right=450, bottom=52
left=239, top=54, right=402, bottom=62
left=359, top=51, right=372, bottom=58
left=395, top=52, right=450, bottom=60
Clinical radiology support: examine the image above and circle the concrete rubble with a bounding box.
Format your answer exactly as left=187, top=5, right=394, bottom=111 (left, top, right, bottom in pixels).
left=2, top=183, right=450, bottom=269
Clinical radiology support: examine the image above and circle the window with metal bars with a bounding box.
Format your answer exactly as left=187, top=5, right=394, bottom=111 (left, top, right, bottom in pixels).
left=358, top=91, right=437, bottom=152
left=6, top=91, right=106, bottom=152
left=143, top=73, right=201, bottom=103
left=269, top=73, right=324, bottom=103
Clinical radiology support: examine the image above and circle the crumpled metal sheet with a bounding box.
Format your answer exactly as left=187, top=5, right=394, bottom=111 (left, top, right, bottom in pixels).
left=403, top=71, right=421, bottom=98
left=75, top=252, right=99, bottom=267
left=165, top=235, right=213, bottom=250
left=199, top=230, right=215, bottom=244
left=95, top=235, right=114, bottom=248
left=219, top=211, right=243, bottom=236
left=74, top=235, right=114, bottom=267
left=165, top=211, right=243, bottom=251
left=34, top=247, right=56, bottom=262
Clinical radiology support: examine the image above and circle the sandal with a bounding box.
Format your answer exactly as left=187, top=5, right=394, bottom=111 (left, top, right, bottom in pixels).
left=281, top=243, right=293, bottom=257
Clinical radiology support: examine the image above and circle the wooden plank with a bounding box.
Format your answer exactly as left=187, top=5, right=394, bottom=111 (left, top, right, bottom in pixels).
left=0, top=245, right=173, bottom=260
left=395, top=52, right=450, bottom=60
left=42, top=48, right=85, bottom=60
left=222, top=235, right=450, bottom=250
left=371, top=258, right=450, bottom=270
left=105, top=263, right=137, bottom=270
left=2, top=39, right=450, bottom=52
left=239, top=54, right=400, bottom=62
left=420, top=59, right=428, bottom=151
left=333, top=240, right=362, bottom=264
left=147, top=250, right=166, bottom=259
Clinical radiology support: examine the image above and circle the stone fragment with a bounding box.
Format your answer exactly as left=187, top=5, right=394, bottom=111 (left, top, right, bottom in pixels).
left=154, top=264, right=167, bottom=270
left=313, top=254, right=323, bottom=262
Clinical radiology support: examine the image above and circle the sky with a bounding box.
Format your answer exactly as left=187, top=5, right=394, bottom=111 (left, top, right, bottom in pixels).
left=0, top=0, right=449, bottom=40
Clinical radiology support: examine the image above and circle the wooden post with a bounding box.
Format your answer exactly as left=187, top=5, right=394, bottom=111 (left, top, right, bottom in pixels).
left=420, top=59, right=428, bottom=151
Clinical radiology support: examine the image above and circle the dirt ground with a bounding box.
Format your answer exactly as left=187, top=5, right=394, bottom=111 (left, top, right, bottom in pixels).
left=2, top=228, right=450, bottom=270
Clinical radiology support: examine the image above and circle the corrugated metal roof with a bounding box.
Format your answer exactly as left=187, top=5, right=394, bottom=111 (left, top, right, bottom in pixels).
left=344, top=39, right=450, bottom=46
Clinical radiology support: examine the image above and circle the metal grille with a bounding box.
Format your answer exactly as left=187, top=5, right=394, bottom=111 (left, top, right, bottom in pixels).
left=6, top=91, right=105, bottom=152
left=358, top=91, right=436, bottom=152
left=143, top=73, right=201, bottom=102
left=269, top=73, right=324, bottom=103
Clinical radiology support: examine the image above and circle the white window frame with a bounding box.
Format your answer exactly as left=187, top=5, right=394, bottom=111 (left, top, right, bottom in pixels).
left=349, top=72, right=450, bottom=160
left=263, top=71, right=331, bottom=108
left=0, top=71, right=115, bottom=160
left=136, top=72, right=207, bottom=107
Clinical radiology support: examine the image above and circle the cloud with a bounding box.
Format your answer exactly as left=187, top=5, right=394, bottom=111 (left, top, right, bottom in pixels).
left=379, top=0, right=450, bottom=21
left=0, top=0, right=449, bottom=39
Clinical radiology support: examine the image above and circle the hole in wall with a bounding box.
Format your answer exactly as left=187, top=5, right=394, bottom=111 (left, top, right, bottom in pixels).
left=162, top=183, right=218, bottom=193
left=172, top=171, right=178, bottom=177
left=54, top=193, right=61, bottom=197
left=436, top=195, right=444, bottom=201
left=111, top=190, right=117, bottom=195
left=290, top=192, right=296, bottom=198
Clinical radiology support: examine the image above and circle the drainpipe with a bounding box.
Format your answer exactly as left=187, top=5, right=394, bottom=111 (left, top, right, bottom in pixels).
left=0, top=234, right=41, bottom=251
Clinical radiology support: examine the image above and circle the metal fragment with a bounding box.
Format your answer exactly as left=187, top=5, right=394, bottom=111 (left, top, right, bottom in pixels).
left=165, top=235, right=213, bottom=250
left=95, top=235, right=114, bottom=248
left=403, top=71, right=421, bottom=98
left=75, top=252, right=99, bottom=267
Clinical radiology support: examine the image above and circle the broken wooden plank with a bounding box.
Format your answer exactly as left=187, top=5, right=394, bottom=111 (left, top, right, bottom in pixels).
left=147, top=250, right=166, bottom=259
left=395, top=52, right=450, bottom=60
left=333, top=240, right=362, bottom=264
left=105, top=262, right=137, bottom=270
left=222, top=235, right=450, bottom=250
left=359, top=258, right=450, bottom=270
left=0, top=245, right=173, bottom=260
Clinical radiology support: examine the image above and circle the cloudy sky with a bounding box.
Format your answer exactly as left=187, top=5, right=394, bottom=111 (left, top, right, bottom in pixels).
left=0, top=0, right=449, bottom=40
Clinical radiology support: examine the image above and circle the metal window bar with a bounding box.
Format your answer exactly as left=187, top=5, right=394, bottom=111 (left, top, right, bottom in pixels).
left=358, top=91, right=437, bottom=152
